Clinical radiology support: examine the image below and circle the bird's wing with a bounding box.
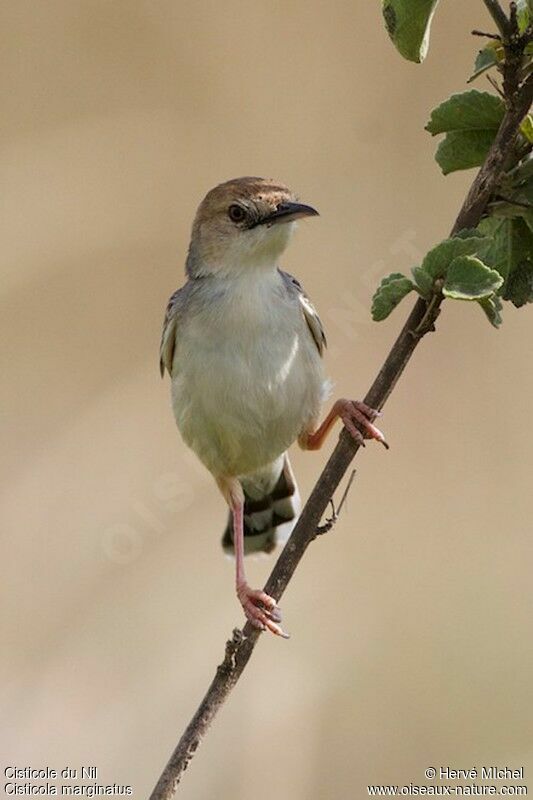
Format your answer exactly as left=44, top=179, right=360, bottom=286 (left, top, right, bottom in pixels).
left=279, top=270, right=327, bottom=356
left=159, top=285, right=188, bottom=377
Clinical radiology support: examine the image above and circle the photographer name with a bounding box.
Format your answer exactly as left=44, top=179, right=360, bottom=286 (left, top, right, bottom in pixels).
left=440, top=766, right=524, bottom=780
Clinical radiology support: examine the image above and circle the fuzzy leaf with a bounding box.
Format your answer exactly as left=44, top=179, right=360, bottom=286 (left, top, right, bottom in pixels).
left=421, top=234, right=488, bottom=279
left=426, top=91, right=504, bottom=174
left=503, top=260, right=533, bottom=307
left=468, top=43, right=502, bottom=83
left=411, top=265, right=435, bottom=296
left=478, top=294, right=503, bottom=327
left=477, top=217, right=533, bottom=287
left=382, top=0, right=441, bottom=63
left=443, top=255, right=503, bottom=299
left=372, top=273, right=415, bottom=321
left=426, top=90, right=504, bottom=135
left=435, top=130, right=496, bottom=174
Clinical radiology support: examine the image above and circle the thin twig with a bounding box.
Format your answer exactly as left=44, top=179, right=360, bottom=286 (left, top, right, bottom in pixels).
left=149, top=13, right=533, bottom=800
left=487, top=73, right=505, bottom=98
left=315, top=469, right=357, bottom=536
left=336, top=469, right=357, bottom=516
left=472, top=29, right=502, bottom=40
left=492, top=195, right=533, bottom=208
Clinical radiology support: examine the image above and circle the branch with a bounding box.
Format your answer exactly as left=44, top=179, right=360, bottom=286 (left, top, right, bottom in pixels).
left=483, top=0, right=512, bottom=39
left=453, top=75, right=533, bottom=231
left=149, top=28, right=533, bottom=800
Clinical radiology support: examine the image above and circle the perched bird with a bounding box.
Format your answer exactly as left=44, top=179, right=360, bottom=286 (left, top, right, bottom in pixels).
left=160, top=177, right=385, bottom=638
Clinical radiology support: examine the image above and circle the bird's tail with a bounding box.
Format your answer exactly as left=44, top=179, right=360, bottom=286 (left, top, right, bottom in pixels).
left=222, top=454, right=300, bottom=555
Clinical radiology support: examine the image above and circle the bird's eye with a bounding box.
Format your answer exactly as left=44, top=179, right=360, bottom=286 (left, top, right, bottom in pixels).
left=228, top=204, right=246, bottom=223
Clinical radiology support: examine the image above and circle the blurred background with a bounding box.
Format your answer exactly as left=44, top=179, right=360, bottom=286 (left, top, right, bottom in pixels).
left=2, top=1, right=533, bottom=798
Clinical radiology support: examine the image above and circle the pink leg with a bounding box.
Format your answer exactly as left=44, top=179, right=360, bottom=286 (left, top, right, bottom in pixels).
left=299, top=398, right=388, bottom=451
left=233, top=504, right=288, bottom=638
left=218, top=477, right=289, bottom=639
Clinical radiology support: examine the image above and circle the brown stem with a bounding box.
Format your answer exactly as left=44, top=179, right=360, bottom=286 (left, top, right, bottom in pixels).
left=149, top=15, right=533, bottom=800
left=483, top=0, right=512, bottom=39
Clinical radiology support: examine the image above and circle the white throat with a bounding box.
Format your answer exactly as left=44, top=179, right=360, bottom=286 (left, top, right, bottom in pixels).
left=189, top=221, right=296, bottom=278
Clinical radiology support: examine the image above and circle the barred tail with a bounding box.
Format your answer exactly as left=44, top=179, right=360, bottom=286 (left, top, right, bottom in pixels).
left=222, top=455, right=300, bottom=555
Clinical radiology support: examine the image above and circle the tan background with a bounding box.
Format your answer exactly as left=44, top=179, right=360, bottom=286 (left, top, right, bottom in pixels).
left=2, top=2, right=533, bottom=798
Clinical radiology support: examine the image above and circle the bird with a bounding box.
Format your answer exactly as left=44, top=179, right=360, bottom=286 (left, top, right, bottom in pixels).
left=160, top=177, right=386, bottom=638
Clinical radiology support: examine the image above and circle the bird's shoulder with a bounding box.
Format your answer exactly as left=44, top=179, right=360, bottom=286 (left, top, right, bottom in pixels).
left=279, top=269, right=326, bottom=356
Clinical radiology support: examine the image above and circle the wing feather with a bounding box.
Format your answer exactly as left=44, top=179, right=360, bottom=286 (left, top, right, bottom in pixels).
left=159, top=287, right=186, bottom=377
left=279, top=270, right=326, bottom=356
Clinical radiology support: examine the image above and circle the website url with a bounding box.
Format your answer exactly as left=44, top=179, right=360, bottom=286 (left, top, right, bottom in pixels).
left=367, top=785, right=527, bottom=796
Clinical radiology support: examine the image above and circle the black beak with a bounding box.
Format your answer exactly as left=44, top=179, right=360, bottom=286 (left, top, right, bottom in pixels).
left=258, top=201, right=319, bottom=226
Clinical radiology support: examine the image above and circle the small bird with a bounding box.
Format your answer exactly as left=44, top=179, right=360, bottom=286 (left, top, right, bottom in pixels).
left=160, top=177, right=385, bottom=638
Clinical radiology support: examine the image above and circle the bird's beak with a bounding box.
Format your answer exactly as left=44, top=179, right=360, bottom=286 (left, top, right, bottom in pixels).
left=258, top=202, right=319, bottom=226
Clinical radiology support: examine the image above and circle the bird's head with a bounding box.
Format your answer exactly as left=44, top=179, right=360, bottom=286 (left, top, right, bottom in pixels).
left=186, top=177, right=318, bottom=277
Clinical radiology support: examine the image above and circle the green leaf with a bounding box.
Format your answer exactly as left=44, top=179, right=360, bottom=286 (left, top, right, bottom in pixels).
left=382, top=0, right=441, bottom=63
left=454, top=228, right=488, bottom=240
left=468, top=43, right=502, bottom=83
left=426, top=90, right=505, bottom=135
left=426, top=92, right=505, bottom=175
left=435, top=130, right=496, bottom=175
left=525, top=211, right=533, bottom=237
left=372, top=273, right=415, bottom=321
left=488, top=201, right=533, bottom=225
left=421, top=234, right=489, bottom=279
left=516, top=0, right=531, bottom=33
left=477, top=217, right=533, bottom=286
left=479, top=294, right=503, bottom=327
left=411, top=265, right=435, bottom=296
left=443, top=255, right=503, bottom=300
left=520, top=114, right=533, bottom=144
left=515, top=174, right=533, bottom=205
left=503, top=260, right=533, bottom=307
left=487, top=171, right=533, bottom=232
left=509, top=157, right=533, bottom=186
left=507, top=173, right=533, bottom=234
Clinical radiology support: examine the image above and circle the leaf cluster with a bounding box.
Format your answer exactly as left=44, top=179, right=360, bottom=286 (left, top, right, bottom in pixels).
left=374, top=0, right=533, bottom=325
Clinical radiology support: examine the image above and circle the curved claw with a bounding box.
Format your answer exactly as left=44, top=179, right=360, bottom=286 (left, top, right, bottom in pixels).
left=266, top=605, right=282, bottom=624
left=339, top=399, right=388, bottom=449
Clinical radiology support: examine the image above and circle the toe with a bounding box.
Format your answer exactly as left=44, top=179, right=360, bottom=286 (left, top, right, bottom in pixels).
left=340, top=415, right=365, bottom=446
left=266, top=606, right=282, bottom=623
left=250, top=590, right=282, bottom=620
left=266, top=620, right=290, bottom=639
left=238, top=584, right=287, bottom=637
left=247, top=604, right=289, bottom=638
left=353, top=400, right=381, bottom=420
left=256, top=590, right=277, bottom=610
left=249, top=617, right=266, bottom=631
left=349, top=403, right=388, bottom=448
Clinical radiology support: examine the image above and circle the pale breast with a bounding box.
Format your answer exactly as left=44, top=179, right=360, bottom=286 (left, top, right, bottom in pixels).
left=171, top=271, right=327, bottom=477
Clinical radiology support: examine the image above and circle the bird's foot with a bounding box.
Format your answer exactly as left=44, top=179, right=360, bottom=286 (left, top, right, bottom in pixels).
left=337, top=399, right=388, bottom=449
left=237, top=583, right=289, bottom=639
